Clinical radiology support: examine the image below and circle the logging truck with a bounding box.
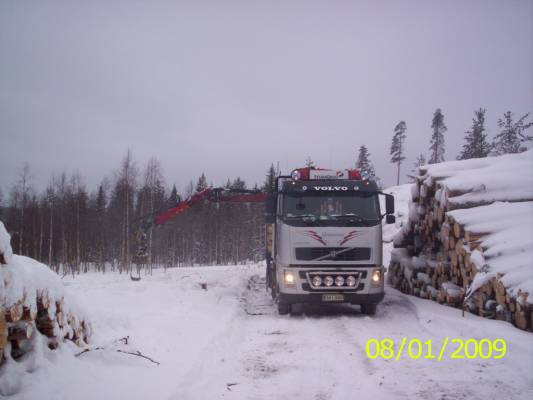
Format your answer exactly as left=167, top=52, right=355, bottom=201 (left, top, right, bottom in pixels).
left=264, top=167, right=395, bottom=315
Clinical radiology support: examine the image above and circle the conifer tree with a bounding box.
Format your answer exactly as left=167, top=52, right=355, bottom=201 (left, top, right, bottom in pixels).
left=492, top=111, right=533, bottom=155
left=458, top=108, right=490, bottom=160
left=429, top=109, right=447, bottom=164
left=408, top=154, right=426, bottom=182
left=167, top=184, right=180, bottom=207
left=195, top=173, right=208, bottom=193
left=356, top=145, right=379, bottom=183
left=390, top=121, right=407, bottom=185
left=263, top=164, right=276, bottom=193
left=305, top=157, right=315, bottom=168
left=231, top=177, right=246, bottom=190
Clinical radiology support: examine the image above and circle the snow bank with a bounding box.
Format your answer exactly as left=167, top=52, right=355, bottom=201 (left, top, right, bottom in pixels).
left=0, top=223, right=12, bottom=265
left=0, top=222, right=91, bottom=396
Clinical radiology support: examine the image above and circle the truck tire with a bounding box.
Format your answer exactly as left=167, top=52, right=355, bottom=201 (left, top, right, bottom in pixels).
left=361, top=303, right=377, bottom=316
left=290, top=303, right=303, bottom=316
left=277, top=302, right=290, bottom=315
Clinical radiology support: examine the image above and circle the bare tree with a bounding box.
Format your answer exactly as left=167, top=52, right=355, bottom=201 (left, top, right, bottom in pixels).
left=140, top=157, right=165, bottom=274
left=11, top=163, right=32, bottom=254
left=114, top=151, right=138, bottom=273
left=45, top=179, right=55, bottom=268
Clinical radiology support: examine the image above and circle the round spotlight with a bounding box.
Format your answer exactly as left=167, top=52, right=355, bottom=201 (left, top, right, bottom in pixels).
left=324, top=276, right=334, bottom=287
left=312, top=275, right=322, bottom=287
left=335, top=276, right=345, bottom=287
left=291, top=169, right=301, bottom=180
left=346, top=275, right=357, bottom=287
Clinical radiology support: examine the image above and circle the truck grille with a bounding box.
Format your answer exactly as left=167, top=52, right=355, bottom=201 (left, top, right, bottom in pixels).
left=295, top=247, right=371, bottom=261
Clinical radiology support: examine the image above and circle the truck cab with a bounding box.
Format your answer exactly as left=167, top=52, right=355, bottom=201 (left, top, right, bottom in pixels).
left=265, top=167, right=395, bottom=315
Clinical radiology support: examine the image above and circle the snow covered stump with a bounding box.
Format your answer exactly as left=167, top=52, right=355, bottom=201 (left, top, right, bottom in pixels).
left=389, top=150, right=533, bottom=331
left=0, top=222, right=91, bottom=381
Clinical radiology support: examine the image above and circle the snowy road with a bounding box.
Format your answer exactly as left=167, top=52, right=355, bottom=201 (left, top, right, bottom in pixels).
left=10, top=264, right=533, bottom=400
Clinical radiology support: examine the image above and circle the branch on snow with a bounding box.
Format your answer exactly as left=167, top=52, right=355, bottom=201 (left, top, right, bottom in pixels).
left=75, top=336, right=160, bottom=365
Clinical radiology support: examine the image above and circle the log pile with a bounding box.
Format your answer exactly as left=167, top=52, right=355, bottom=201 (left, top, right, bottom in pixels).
left=389, top=152, right=533, bottom=331
left=1, top=222, right=92, bottom=365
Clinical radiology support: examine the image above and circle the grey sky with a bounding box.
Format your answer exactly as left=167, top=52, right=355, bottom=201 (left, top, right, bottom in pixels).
left=1, top=0, right=532, bottom=196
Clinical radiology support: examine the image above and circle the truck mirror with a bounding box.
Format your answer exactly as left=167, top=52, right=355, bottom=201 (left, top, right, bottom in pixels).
left=386, top=214, right=396, bottom=224
left=385, top=194, right=394, bottom=215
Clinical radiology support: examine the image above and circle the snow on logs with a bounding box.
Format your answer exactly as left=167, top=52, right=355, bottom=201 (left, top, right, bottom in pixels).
left=0, top=222, right=91, bottom=364
left=389, top=150, right=533, bottom=331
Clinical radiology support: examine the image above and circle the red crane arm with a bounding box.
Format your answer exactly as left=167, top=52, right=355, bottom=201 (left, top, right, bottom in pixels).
left=153, top=187, right=267, bottom=227
left=154, top=187, right=214, bottom=226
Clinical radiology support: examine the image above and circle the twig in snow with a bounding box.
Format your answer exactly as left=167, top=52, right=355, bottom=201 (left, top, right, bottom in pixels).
left=244, top=309, right=265, bottom=316
left=115, top=336, right=129, bottom=345
left=226, top=383, right=239, bottom=391
left=116, top=349, right=160, bottom=365
left=74, top=336, right=159, bottom=366
left=75, top=347, right=104, bottom=356
left=75, top=347, right=160, bottom=365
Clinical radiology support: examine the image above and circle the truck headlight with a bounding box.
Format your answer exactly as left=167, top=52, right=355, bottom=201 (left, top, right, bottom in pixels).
left=346, top=275, right=357, bottom=287
left=312, top=276, right=322, bottom=287
left=284, top=270, right=296, bottom=287
left=371, top=269, right=382, bottom=285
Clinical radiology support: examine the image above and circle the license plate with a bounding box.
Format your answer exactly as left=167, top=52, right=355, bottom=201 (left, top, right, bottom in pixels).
left=322, top=294, right=344, bottom=302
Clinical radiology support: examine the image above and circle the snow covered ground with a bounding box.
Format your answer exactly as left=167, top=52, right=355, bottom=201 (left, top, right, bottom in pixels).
left=6, top=263, right=533, bottom=400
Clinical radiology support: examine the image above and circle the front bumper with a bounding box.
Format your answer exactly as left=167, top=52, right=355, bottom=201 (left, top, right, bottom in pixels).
left=279, top=291, right=385, bottom=305
left=277, top=265, right=385, bottom=299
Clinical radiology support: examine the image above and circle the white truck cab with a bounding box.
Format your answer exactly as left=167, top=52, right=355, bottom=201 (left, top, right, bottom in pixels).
left=265, top=167, right=395, bottom=315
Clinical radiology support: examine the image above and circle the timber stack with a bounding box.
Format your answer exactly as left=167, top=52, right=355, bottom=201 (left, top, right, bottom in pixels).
left=0, top=222, right=91, bottom=365
left=389, top=150, right=533, bottom=331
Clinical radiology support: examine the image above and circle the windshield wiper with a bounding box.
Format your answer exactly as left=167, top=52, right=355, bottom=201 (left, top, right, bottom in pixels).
left=329, top=213, right=372, bottom=226
left=284, top=215, right=322, bottom=225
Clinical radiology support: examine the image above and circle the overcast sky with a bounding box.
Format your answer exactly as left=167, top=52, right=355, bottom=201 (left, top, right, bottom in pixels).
left=1, top=0, right=532, bottom=197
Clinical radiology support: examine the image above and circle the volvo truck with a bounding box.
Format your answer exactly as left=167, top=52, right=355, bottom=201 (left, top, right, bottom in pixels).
left=265, top=167, right=395, bottom=315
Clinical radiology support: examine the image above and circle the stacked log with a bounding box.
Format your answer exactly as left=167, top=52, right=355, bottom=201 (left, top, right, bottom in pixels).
left=389, top=152, right=533, bottom=331
left=1, top=222, right=92, bottom=365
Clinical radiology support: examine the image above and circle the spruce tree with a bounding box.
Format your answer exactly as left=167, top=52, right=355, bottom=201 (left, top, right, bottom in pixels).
left=167, top=184, right=180, bottom=207
left=356, top=145, right=379, bottom=184
left=390, top=121, right=407, bottom=185
left=231, top=177, right=246, bottom=190
left=195, top=173, right=208, bottom=192
left=458, top=108, right=490, bottom=160
left=408, top=154, right=426, bottom=182
left=429, top=108, right=447, bottom=164
left=263, top=164, right=276, bottom=193
left=492, top=111, right=533, bottom=155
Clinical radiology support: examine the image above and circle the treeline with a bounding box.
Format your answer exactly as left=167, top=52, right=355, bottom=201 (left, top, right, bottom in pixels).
left=392, top=109, right=533, bottom=184
left=0, top=153, right=277, bottom=274
left=354, top=109, right=532, bottom=186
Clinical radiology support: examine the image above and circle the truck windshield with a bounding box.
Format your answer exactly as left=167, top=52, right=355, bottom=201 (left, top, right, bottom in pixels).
left=281, top=193, right=380, bottom=226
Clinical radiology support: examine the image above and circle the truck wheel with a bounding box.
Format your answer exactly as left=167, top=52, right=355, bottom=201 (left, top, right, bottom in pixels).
left=361, top=303, right=377, bottom=316
left=290, top=303, right=303, bottom=316
left=278, top=302, right=290, bottom=315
